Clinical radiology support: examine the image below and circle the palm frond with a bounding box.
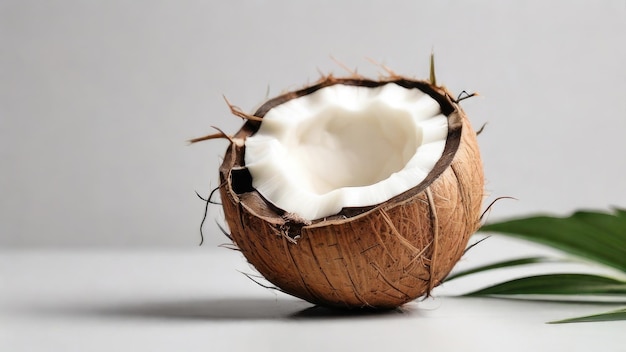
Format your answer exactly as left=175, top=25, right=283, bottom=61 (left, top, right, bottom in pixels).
left=448, top=208, right=626, bottom=323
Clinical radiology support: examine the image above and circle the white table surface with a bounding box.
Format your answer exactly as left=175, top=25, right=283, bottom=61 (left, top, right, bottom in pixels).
left=2, top=246, right=624, bottom=352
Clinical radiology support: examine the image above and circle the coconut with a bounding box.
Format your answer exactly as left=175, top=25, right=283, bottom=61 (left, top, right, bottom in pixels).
left=196, top=73, right=484, bottom=309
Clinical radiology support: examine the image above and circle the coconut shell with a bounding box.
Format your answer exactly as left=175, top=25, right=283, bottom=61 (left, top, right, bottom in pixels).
left=217, top=77, right=484, bottom=309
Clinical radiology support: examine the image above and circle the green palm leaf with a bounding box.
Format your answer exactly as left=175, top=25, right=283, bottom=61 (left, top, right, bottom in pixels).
left=548, top=307, right=626, bottom=324
left=465, top=274, right=626, bottom=297
left=450, top=208, right=626, bottom=323
left=479, top=208, right=626, bottom=272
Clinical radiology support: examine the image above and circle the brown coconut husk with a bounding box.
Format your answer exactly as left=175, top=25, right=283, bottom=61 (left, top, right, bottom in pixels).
left=212, top=76, right=484, bottom=309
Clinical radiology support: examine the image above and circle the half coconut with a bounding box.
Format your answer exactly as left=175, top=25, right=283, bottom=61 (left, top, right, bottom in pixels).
left=199, top=75, right=484, bottom=309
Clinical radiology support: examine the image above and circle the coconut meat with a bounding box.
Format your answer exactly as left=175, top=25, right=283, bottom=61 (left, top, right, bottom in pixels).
left=244, top=83, right=448, bottom=221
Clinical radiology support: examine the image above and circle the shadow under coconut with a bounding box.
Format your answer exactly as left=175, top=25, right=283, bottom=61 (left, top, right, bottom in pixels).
left=291, top=304, right=414, bottom=319
left=23, top=297, right=417, bottom=322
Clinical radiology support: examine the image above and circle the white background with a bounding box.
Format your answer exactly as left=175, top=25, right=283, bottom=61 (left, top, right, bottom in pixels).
left=2, top=248, right=624, bottom=352
left=1, top=0, right=625, bottom=248
left=2, top=3, right=625, bottom=351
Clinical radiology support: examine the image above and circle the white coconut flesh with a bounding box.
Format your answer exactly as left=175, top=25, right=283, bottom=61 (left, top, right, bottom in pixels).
left=244, top=83, right=449, bottom=221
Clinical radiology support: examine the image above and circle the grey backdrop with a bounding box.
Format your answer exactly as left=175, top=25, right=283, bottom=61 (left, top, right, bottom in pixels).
left=1, top=1, right=625, bottom=247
